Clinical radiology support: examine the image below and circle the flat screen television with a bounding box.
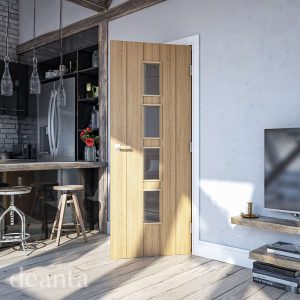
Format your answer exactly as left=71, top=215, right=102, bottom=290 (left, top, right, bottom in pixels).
left=265, top=128, right=300, bottom=213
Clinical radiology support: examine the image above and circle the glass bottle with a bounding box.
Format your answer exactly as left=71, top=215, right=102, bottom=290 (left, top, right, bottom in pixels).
left=92, top=50, right=99, bottom=68
left=90, top=106, right=99, bottom=129
left=56, top=76, right=66, bottom=107
left=1, top=56, right=13, bottom=96
left=30, top=57, right=41, bottom=94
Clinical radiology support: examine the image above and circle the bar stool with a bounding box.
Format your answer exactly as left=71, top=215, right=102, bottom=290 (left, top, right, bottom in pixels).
left=27, top=182, right=58, bottom=239
left=0, top=186, right=32, bottom=255
left=50, top=185, right=87, bottom=246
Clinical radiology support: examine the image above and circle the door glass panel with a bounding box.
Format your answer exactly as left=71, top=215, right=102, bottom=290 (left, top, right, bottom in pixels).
left=144, top=106, right=160, bottom=138
left=144, top=63, right=160, bottom=95
left=144, top=148, right=159, bottom=180
left=144, top=191, right=160, bottom=223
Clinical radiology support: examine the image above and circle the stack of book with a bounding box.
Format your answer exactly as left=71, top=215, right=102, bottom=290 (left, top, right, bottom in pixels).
left=252, top=241, right=300, bottom=294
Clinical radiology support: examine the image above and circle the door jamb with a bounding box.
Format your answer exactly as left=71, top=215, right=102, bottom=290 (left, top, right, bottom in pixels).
left=168, top=35, right=200, bottom=255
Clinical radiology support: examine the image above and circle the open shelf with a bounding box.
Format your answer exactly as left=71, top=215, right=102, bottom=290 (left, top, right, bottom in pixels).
left=40, top=72, right=77, bottom=84
left=231, top=215, right=300, bottom=235
left=250, top=245, right=300, bottom=270
left=40, top=66, right=97, bottom=84
left=78, top=67, right=98, bottom=76
left=78, top=97, right=98, bottom=104
left=78, top=128, right=99, bottom=131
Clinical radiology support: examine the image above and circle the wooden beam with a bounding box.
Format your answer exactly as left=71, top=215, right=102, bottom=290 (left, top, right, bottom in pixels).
left=106, top=0, right=113, bottom=8
left=98, top=20, right=108, bottom=233
left=231, top=215, right=300, bottom=235
left=66, top=0, right=108, bottom=12
left=17, top=0, right=166, bottom=55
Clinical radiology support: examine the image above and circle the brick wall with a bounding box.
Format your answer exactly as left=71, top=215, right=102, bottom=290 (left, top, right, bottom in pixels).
left=0, top=1, right=37, bottom=154
left=0, top=0, right=18, bottom=153
left=0, top=115, right=18, bottom=151
left=0, top=0, right=18, bottom=62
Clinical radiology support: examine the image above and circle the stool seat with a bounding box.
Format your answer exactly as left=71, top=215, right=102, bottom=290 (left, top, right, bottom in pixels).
left=0, top=186, right=31, bottom=195
left=53, top=185, right=84, bottom=192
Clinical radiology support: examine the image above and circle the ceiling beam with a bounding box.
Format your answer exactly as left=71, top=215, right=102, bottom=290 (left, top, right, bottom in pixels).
left=17, top=0, right=166, bottom=55
left=106, top=0, right=113, bottom=8
left=66, top=0, right=109, bottom=12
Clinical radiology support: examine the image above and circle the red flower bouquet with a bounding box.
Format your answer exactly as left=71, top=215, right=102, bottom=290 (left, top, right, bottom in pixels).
left=80, top=127, right=99, bottom=147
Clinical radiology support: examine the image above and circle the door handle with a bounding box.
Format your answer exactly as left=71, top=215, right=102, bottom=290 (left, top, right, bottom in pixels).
left=48, top=91, right=54, bottom=157
left=114, top=144, right=132, bottom=151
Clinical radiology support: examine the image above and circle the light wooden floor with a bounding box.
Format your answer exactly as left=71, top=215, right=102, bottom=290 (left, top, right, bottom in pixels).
left=0, top=232, right=298, bottom=300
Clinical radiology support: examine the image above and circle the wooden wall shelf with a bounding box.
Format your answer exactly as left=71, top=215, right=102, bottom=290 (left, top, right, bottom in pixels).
left=250, top=245, right=300, bottom=270
left=231, top=215, right=300, bottom=235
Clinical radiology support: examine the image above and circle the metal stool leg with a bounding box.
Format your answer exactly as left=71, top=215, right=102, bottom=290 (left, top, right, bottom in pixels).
left=10, top=195, right=15, bottom=225
left=11, top=207, right=28, bottom=256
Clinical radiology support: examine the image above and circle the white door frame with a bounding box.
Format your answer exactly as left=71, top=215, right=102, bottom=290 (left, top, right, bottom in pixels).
left=168, top=35, right=200, bottom=255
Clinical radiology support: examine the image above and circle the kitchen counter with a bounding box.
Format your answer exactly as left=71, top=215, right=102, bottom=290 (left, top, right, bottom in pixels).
left=0, top=161, right=107, bottom=172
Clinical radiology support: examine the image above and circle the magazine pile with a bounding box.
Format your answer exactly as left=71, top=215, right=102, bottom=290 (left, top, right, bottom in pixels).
left=252, top=242, right=300, bottom=294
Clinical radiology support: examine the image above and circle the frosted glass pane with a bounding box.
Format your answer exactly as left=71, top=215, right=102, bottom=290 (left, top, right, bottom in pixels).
left=144, top=63, right=160, bottom=95
left=144, top=191, right=160, bottom=223
left=144, top=106, right=160, bottom=138
left=144, top=148, right=159, bottom=180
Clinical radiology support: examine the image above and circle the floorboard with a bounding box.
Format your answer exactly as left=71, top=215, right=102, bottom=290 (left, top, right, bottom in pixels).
left=0, top=233, right=297, bottom=300
left=247, top=286, right=287, bottom=300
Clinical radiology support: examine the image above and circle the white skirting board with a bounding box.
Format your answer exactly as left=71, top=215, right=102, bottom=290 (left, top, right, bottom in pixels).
left=193, top=240, right=252, bottom=269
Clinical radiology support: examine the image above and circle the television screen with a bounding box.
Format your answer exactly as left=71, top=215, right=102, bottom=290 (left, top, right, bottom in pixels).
left=265, top=128, right=300, bottom=213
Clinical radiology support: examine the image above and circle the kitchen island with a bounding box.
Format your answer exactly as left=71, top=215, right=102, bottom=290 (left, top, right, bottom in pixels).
left=0, top=161, right=106, bottom=240
left=0, top=161, right=107, bottom=172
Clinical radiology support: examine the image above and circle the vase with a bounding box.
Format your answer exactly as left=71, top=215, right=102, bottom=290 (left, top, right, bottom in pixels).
left=84, top=146, right=96, bottom=162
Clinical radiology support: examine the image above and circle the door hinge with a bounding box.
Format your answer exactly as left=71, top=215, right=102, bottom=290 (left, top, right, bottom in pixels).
left=189, top=141, right=192, bottom=153
left=189, top=64, right=192, bottom=76
left=190, top=223, right=192, bottom=234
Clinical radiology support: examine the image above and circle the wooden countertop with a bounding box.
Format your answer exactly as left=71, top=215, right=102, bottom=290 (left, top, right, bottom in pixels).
left=0, top=161, right=107, bottom=172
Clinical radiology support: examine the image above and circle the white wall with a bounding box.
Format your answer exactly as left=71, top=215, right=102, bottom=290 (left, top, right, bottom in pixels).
left=18, top=0, right=300, bottom=266
left=18, top=0, right=96, bottom=44
left=108, top=0, right=300, bottom=255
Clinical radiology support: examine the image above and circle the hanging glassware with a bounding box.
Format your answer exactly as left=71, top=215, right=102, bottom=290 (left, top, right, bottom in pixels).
left=56, top=0, right=66, bottom=107
left=57, top=75, right=66, bottom=106
left=30, top=0, right=41, bottom=95
left=1, top=0, right=13, bottom=96
left=30, top=57, right=41, bottom=94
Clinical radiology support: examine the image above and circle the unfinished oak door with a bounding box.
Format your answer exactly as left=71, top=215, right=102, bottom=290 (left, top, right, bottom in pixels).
left=110, top=41, right=192, bottom=259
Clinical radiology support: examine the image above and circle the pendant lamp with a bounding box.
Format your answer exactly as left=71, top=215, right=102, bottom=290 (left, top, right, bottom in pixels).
left=56, top=0, right=66, bottom=107
left=1, top=0, right=13, bottom=96
left=30, top=0, right=41, bottom=95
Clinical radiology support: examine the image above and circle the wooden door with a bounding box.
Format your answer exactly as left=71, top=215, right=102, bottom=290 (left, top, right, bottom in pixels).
left=110, top=41, right=192, bottom=259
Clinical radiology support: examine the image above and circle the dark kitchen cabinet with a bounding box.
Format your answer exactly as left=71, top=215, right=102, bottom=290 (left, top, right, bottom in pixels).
left=39, top=43, right=99, bottom=160
left=0, top=61, right=28, bottom=117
